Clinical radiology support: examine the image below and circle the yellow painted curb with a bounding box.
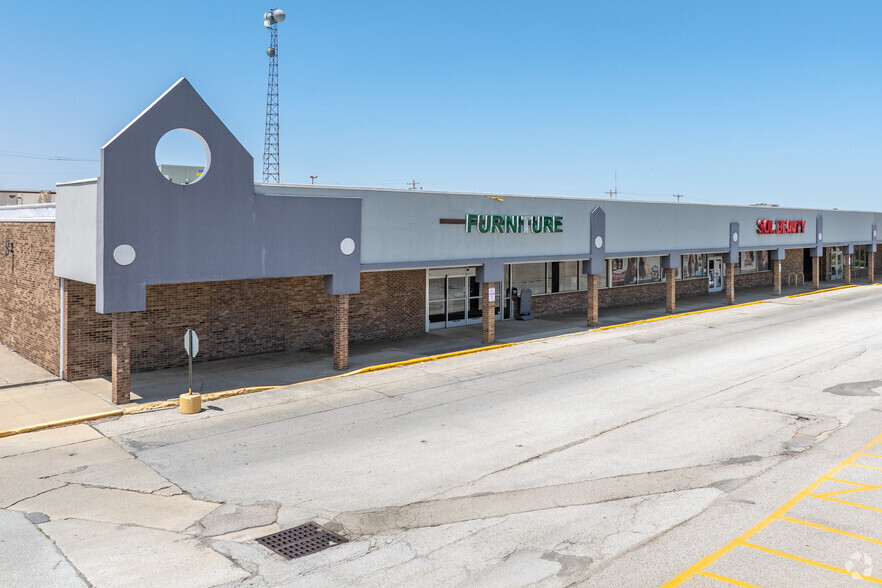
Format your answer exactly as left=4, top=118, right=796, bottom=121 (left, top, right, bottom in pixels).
left=593, top=300, right=768, bottom=332
left=353, top=342, right=521, bottom=374
left=3, top=281, right=877, bottom=439
left=0, top=409, right=124, bottom=439
left=786, top=284, right=861, bottom=298
left=120, top=386, right=281, bottom=414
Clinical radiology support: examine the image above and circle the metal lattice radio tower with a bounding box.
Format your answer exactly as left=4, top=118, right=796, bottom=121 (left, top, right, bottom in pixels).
left=262, top=8, right=286, bottom=183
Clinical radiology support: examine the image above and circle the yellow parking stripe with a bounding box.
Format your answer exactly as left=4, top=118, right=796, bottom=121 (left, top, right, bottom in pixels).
left=850, top=462, right=882, bottom=472
left=661, top=476, right=829, bottom=586
left=821, top=476, right=875, bottom=487
left=815, top=485, right=882, bottom=498
left=808, top=494, right=882, bottom=514
left=698, top=570, right=762, bottom=587
left=663, top=437, right=882, bottom=586
left=739, top=541, right=882, bottom=584
left=779, top=516, right=882, bottom=546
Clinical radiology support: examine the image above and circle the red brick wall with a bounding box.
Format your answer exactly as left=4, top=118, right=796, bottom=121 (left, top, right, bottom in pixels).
left=0, top=222, right=59, bottom=375
left=734, top=271, right=773, bottom=289
left=64, top=280, right=111, bottom=380
left=351, top=270, right=425, bottom=343
left=64, top=270, right=426, bottom=379
left=782, top=248, right=803, bottom=276
left=527, top=277, right=710, bottom=318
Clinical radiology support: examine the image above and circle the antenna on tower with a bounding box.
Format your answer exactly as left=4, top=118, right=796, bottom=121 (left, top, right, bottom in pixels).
left=262, top=8, right=286, bottom=183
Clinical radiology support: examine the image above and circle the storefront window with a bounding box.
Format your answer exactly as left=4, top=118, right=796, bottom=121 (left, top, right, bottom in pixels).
left=855, top=245, right=868, bottom=268
left=681, top=254, right=708, bottom=279
left=739, top=251, right=756, bottom=273
left=756, top=250, right=771, bottom=271
left=512, top=263, right=546, bottom=295
left=636, top=256, right=661, bottom=283
left=609, top=256, right=662, bottom=286
left=738, top=250, right=770, bottom=273
left=550, top=261, right=579, bottom=292
left=510, top=261, right=609, bottom=293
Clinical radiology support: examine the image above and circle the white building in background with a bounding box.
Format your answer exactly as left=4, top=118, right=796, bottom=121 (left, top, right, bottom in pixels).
left=1, top=190, right=55, bottom=206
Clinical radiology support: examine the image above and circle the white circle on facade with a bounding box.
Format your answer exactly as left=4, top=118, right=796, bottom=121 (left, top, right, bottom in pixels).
left=732, top=232, right=738, bottom=242
left=594, top=236, right=603, bottom=249
left=340, top=237, right=356, bottom=256
left=818, top=232, right=823, bottom=240
left=113, top=244, right=136, bottom=266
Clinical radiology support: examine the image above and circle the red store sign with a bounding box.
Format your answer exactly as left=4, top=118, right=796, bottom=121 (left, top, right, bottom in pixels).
left=756, top=219, right=806, bottom=235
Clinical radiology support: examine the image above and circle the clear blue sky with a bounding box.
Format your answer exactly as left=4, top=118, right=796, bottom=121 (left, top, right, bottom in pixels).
left=3, top=1, right=882, bottom=210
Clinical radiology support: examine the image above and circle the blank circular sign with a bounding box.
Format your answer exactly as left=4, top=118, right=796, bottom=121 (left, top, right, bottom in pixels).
left=340, top=237, right=356, bottom=255
left=113, top=244, right=136, bottom=266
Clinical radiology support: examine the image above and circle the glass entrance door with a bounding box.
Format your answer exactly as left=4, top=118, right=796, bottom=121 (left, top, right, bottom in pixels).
left=708, top=256, right=724, bottom=292
left=446, top=276, right=467, bottom=327
left=427, top=268, right=500, bottom=330
left=830, top=247, right=844, bottom=280
left=428, top=277, right=447, bottom=329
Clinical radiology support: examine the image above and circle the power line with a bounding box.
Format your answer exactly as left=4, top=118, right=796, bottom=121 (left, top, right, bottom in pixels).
left=0, top=149, right=98, bottom=163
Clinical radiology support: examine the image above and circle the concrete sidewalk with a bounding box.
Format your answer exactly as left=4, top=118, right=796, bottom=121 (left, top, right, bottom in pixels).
left=0, top=278, right=868, bottom=435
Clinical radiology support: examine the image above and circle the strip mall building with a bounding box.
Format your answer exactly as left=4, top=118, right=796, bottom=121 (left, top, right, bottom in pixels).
left=1, top=79, right=880, bottom=404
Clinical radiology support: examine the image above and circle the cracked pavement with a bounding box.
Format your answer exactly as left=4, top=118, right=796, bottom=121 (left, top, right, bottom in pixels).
left=3, top=286, right=882, bottom=586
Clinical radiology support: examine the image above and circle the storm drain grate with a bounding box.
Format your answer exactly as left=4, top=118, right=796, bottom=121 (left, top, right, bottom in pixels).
left=256, top=522, right=349, bottom=560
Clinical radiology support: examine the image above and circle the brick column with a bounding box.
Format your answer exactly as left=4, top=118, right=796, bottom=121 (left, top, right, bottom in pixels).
left=586, top=274, right=599, bottom=327
left=773, top=259, right=782, bottom=296
left=812, top=256, right=820, bottom=289
left=869, top=252, right=876, bottom=283
left=844, top=253, right=852, bottom=285
left=111, top=313, right=131, bottom=405
left=725, top=263, right=735, bottom=304
left=333, top=294, right=349, bottom=370
left=481, top=282, right=495, bottom=345
left=664, top=268, right=676, bottom=313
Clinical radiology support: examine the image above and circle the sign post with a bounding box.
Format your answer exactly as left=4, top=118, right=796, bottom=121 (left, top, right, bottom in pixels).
left=180, top=329, right=201, bottom=414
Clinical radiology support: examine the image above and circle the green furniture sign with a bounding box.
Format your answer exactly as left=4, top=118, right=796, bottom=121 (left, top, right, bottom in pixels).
left=466, top=214, right=563, bottom=234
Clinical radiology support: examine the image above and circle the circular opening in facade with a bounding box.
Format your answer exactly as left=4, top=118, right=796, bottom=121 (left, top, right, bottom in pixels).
left=155, top=128, right=211, bottom=185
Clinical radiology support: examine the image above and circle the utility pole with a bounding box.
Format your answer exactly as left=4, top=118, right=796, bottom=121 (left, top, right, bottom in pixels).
left=408, top=179, right=421, bottom=190
left=673, top=194, right=684, bottom=202
left=605, top=170, right=618, bottom=198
